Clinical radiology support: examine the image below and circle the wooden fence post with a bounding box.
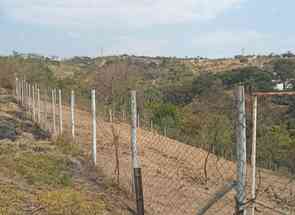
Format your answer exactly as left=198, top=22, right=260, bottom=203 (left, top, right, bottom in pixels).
left=130, top=90, right=145, bottom=215
left=91, top=89, right=97, bottom=165
left=235, top=85, right=247, bottom=215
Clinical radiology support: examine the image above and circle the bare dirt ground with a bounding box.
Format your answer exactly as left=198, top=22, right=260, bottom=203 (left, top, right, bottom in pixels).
left=41, top=103, right=294, bottom=215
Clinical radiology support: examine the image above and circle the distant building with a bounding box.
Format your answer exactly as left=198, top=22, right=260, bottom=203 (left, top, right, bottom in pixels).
left=273, top=80, right=294, bottom=91
left=274, top=83, right=284, bottom=91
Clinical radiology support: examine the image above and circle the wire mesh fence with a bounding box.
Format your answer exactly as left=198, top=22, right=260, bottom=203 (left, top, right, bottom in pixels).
left=18, top=78, right=292, bottom=215
left=249, top=94, right=295, bottom=215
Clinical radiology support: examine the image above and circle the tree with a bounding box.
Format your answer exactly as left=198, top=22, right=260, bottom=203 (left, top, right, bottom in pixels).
left=272, top=59, right=295, bottom=90
left=94, top=59, right=141, bottom=106
left=257, top=125, right=293, bottom=171
left=192, top=72, right=222, bottom=96
left=151, top=103, right=180, bottom=132
left=220, top=66, right=274, bottom=90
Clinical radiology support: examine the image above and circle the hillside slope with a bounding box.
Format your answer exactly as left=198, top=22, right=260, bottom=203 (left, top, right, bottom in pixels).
left=56, top=102, right=294, bottom=214
left=0, top=92, right=133, bottom=215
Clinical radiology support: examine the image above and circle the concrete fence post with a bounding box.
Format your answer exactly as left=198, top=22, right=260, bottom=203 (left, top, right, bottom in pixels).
left=23, top=80, right=25, bottom=106
left=15, top=78, right=19, bottom=101
left=21, top=80, right=24, bottom=106
left=23, top=81, right=26, bottom=109
left=137, top=112, right=140, bottom=128
left=44, top=89, right=49, bottom=130
left=235, top=85, right=247, bottom=215
left=71, top=90, right=75, bottom=140
left=20, top=80, right=22, bottom=104
left=91, top=89, right=97, bottom=165
left=109, top=109, right=113, bottom=123
left=150, top=120, right=153, bottom=131
left=19, top=79, right=21, bottom=103
left=26, top=82, right=29, bottom=111
left=32, top=85, right=36, bottom=121
left=37, top=87, right=41, bottom=123
left=130, top=90, right=145, bottom=215
left=52, top=89, right=57, bottom=135
left=20, top=80, right=23, bottom=104
left=24, top=81, right=27, bottom=110
left=28, top=84, right=31, bottom=118
left=16, top=78, right=19, bottom=103
left=24, top=81, right=27, bottom=107
left=122, top=110, right=126, bottom=121
left=58, top=89, right=63, bottom=134
left=26, top=82, right=30, bottom=117
left=251, top=96, right=257, bottom=215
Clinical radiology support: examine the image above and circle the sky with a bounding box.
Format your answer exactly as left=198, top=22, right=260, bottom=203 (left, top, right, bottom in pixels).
left=1, top=0, right=295, bottom=58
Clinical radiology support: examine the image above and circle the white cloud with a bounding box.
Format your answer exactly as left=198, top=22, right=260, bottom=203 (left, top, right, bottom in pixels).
left=2, top=0, right=243, bottom=28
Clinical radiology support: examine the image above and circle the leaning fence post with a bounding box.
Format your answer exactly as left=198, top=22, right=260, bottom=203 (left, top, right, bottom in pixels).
left=251, top=96, right=257, bottom=215
left=58, top=89, right=63, bottom=134
left=71, top=90, right=75, bottom=140
left=235, top=85, right=247, bottom=215
left=91, top=89, right=97, bottom=165
left=130, top=90, right=145, bottom=215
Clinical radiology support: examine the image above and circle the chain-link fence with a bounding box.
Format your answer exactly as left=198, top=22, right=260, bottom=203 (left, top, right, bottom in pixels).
left=16, top=78, right=261, bottom=215
left=249, top=93, right=295, bottom=215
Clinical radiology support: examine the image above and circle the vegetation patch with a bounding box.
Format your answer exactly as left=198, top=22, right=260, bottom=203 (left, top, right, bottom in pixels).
left=0, top=183, right=28, bottom=215
left=54, top=135, right=82, bottom=158
left=34, top=188, right=105, bottom=215
left=15, top=152, right=72, bottom=187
